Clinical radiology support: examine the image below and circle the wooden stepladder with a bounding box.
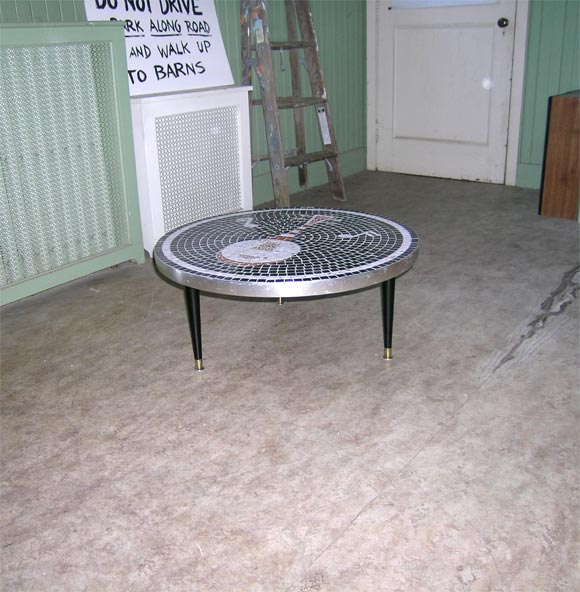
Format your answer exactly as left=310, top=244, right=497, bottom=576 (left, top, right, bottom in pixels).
left=241, top=0, right=346, bottom=207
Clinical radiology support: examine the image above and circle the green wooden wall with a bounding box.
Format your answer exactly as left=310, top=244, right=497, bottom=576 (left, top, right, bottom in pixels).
left=2, top=0, right=579, bottom=196
left=517, top=0, right=580, bottom=189
left=0, top=0, right=85, bottom=22
left=0, top=0, right=367, bottom=204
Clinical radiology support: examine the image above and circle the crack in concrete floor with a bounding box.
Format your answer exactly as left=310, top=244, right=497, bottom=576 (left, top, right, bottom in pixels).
left=493, top=265, right=580, bottom=374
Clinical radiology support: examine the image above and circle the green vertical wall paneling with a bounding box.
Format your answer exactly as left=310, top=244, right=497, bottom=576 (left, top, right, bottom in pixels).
left=561, top=0, right=579, bottom=91
left=0, top=1, right=16, bottom=19
left=30, top=1, right=48, bottom=21
left=0, top=0, right=86, bottom=22
left=518, top=2, right=541, bottom=166
left=517, top=0, right=580, bottom=189
left=0, top=0, right=367, bottom=204
left=214, top=0, right=241, bottom=81
left=531, top=2, right=564, bottom=160
left=46, top=1, right=64, bottom=21
left=14, top=0, right=32, bottom=20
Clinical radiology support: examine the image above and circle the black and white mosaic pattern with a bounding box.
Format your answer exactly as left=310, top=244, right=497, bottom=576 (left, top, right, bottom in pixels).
left=154, top=208, right=419, bottom=296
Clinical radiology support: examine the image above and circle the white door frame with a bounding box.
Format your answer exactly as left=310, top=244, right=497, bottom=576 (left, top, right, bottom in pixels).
left=366, top=0, right=530, bottom=186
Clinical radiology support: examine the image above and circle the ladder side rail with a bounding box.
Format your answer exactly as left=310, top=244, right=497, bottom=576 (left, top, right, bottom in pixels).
left=241, top=0, right=256, bottom=171
left=295, top=0, right=346, bottom=201
left=285, top=0, right=308, bottom=189
left=252, top=0, right=291, bottom=207
left=241, top=0, right=254, bottom=87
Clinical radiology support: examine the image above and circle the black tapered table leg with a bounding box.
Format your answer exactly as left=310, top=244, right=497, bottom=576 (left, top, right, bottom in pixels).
left=184, top=287, right=204, bottom=370
left=381, top=279, right=396, bottom=359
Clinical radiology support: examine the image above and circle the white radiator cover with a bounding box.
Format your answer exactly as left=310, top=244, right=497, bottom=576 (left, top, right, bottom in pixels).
left=131, top=86, right=253, bottom=254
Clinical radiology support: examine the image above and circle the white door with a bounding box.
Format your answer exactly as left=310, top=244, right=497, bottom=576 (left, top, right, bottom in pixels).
left=372, top=0, right=517, bottom=183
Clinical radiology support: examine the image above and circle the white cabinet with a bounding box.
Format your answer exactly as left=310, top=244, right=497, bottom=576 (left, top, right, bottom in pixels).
left=131, top=86, right=253, bottom=254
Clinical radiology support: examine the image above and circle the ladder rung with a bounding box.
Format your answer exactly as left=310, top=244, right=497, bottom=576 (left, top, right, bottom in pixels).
left=252, top=149, right=301, bottom=164
left=252, top=154, right=271, bottom=164
left=270, top=41, right=315, bottom=50
left=251, top=96, right=327, bottom=109
left=285, top=150, right=338, bottom=168
left=252, top=149, right=337, bottom=167
left=277, top=96, right=326, bottom=109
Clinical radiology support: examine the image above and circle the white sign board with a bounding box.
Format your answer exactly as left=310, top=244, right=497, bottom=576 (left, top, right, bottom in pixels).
left=84, top=0, right=234, bottom=96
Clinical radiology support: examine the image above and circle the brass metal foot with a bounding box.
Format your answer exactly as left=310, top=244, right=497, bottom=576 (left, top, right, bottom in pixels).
left=195, top=359, right=204, bottom=371
left=278, top=297, right=283, bottom=305
left=383, top=348, right=393, bottom=360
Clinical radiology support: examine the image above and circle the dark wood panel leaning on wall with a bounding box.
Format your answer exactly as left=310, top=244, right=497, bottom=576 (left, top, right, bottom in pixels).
left=539, top=90, right=580, bottom=221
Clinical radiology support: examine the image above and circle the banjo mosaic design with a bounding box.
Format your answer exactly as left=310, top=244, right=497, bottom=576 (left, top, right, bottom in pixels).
left=154, top=207, right=419, bottom=298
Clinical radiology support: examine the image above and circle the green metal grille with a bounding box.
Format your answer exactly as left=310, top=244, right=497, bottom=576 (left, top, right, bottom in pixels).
left=0, top=42, right=130, bottom=288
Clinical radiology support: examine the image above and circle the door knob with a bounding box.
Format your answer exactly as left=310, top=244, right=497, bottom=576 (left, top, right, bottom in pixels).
left=497, top=17, right=509, bottom=28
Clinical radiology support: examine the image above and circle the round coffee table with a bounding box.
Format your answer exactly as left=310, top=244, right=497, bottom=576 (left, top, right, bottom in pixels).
left=154, top=207, right=419, bottom=369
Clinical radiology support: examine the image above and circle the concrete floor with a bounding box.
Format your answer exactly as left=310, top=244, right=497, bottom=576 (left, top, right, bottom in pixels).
left=1, top=171, right=579, bottom=591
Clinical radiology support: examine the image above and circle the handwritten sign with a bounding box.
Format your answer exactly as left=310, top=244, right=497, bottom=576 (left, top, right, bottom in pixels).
left=84, top=0, right=234, bottom=96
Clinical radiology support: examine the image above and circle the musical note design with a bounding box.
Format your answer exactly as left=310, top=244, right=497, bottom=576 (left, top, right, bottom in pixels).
left=337, top=231, right=380, bottom=239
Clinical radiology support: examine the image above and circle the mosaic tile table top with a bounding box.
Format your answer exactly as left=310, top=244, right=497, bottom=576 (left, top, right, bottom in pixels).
left=154, top=207, right=419, bottom=298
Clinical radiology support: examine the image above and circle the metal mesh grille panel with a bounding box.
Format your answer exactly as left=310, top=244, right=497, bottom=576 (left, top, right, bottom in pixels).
left=155, top=106, right=243, bottom=232
left=0, top=42, right=130, bottom=288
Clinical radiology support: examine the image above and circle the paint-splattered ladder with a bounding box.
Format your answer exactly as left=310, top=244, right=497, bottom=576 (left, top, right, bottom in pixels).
left=241, top=0, right=346, bottom=207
